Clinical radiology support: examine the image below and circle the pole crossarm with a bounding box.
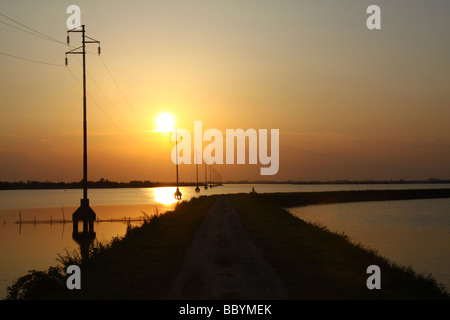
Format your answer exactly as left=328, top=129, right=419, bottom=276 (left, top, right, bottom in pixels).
left=65, top=25, right=101, bottom=66
left=66, top=46, right=83, bottom=54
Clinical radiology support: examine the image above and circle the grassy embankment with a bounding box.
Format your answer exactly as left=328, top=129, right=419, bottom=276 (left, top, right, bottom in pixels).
left=6, top=195, right=219, bottom=300
left=232, top=190, right=450, bottom=299
left=5, top=189, right=450, bottom=299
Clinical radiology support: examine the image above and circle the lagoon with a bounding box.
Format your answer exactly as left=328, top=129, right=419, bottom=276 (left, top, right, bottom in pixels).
left=289, top=198, right=450, bottom=292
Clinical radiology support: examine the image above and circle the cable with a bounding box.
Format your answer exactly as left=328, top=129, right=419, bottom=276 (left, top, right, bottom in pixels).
left=1, top=11, right=148, bottom=146
left=0, top=19, right=61, bottom=43
left=66, top=67, right=149, bottom=151
left=0, top=11, right=97, bottom=55
left=0, top=11, right=139, bottom=108
left=0, top=17, right=98, bottom=57
left=71, top=55, right=143, bottom=134
left=0, top=12, right=66, bottom=45
left=0, top=51, right=64, bottom=67
left=87, top=72, right=143, bottom=133
left=99, top=56, right=147, bottom=129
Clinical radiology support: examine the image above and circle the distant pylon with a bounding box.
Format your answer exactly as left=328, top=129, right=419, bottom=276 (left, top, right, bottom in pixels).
left=174, top=129, right=182, bottom=200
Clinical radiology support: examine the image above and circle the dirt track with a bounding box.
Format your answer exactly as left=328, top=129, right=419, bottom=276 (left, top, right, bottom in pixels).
left=168, top=197, right=287, bottom=299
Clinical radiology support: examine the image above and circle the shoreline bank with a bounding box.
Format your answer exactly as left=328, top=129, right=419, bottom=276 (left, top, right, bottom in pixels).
left=4, top=190, right=450, bottom=300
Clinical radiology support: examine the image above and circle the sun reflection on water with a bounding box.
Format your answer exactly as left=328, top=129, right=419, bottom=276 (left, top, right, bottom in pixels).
left=151, top=187, right=180, bottom=205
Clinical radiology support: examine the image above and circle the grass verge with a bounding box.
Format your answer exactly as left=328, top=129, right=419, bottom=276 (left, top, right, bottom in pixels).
left=232, top=193, right=449, bottom=299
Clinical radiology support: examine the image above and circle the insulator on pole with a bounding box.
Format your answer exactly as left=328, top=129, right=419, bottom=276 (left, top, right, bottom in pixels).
left=98, top=46, right=101, bottom=55
left=65, top=57, right=68, bottom=66
left=67, top=35, right=70, bottom=44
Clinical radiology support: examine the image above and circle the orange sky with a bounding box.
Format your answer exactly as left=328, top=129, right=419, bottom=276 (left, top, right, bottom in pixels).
left=0, top=1, right=449, bottom=182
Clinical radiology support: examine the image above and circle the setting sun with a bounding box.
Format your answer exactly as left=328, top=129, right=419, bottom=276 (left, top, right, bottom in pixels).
left=155, top=113, right=175, bottom=132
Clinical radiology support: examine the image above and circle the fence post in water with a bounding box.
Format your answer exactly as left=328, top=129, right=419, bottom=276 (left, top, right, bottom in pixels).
left=19, top=211, right=22, bottom=225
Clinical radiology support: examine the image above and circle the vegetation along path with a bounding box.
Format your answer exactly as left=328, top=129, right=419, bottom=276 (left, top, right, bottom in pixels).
left=169, top=197, right=287, bottom=299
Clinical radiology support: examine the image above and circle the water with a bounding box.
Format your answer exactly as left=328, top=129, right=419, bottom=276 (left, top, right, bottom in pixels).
left=0, top=183, right=449, bottom=298
left=289, top=198, right=450, bottom=292
left=1, top=183, right=449, bottom=211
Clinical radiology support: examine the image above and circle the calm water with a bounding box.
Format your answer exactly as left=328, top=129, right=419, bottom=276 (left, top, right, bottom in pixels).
left=1, top=183, right=449, bottom=298
left=1, top=183, right=449, bottom=210
left=289, top=198, right=450, bottom=292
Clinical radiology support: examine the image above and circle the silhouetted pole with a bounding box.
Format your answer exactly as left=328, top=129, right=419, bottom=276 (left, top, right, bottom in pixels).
left=204, top=163, right=208, bottom=190
left=176, top=129, right=179, bottom=187
left=82, top=26, right=87, bottom=200
left=196, top=153, right=198, bottom=185
left=195, top=149, right=200, bottom=193
left=66, top=25, right=101, bottom=233
left=210, top=165, right=213, bottom=188
left=66, top=25, right=100, bottom=201
left=174, top=129, right=182, bottom=200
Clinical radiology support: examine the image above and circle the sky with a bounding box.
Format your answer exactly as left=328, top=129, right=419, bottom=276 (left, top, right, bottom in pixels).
left=0, top=0, right=449, bottom=183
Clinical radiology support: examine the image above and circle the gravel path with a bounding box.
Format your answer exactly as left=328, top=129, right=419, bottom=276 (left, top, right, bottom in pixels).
left=168, top=197, right=287, bottom=299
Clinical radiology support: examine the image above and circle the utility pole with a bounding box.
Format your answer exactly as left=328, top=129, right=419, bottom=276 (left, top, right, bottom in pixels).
left=66, top=25, right=101, bottom=234
left=195, top=149, right=200, bottom=193
left=174, top=129, right=182, bottom=200
left=204, top=163, right=208, bottom=190
left=210, top=165, right=213, bottom=188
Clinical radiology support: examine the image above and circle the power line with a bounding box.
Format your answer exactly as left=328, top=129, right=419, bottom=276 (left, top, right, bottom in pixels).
left=1, top=11, right=141, bottom=109
left=0, top=19, right=60, bottom=43
left=0, top=17, right=98, bottom=58
left=0, top=51, right=64, bottom=67
left=0, top=12, right=97, bottom=55
left=0, top=12, right=66, bottom=45
left=66, top=67, right=149, bottom=151
left=87, top=71, right=143, bottom=134
left=99, top=56, right=147, bottom=129
left=71, top=55, right=143, bottom=134
left=1, top=11, right=148, bottom=147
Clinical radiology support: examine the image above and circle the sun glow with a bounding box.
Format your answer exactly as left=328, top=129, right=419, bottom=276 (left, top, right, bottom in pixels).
left=153, top=187, right=179, bottom=205
left=155, top=113, right=175, bottom=132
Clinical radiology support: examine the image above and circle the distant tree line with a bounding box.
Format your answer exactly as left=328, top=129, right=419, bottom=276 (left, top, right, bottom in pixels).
left=226, top=178, right=450, bottom=185
left=0, top=178, right=448, bottom=190
left=0, top=178, right=159, bottom=190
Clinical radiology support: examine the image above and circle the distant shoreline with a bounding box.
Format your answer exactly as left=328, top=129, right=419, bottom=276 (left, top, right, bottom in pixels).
left=1, top=179, right=449, bottom=190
